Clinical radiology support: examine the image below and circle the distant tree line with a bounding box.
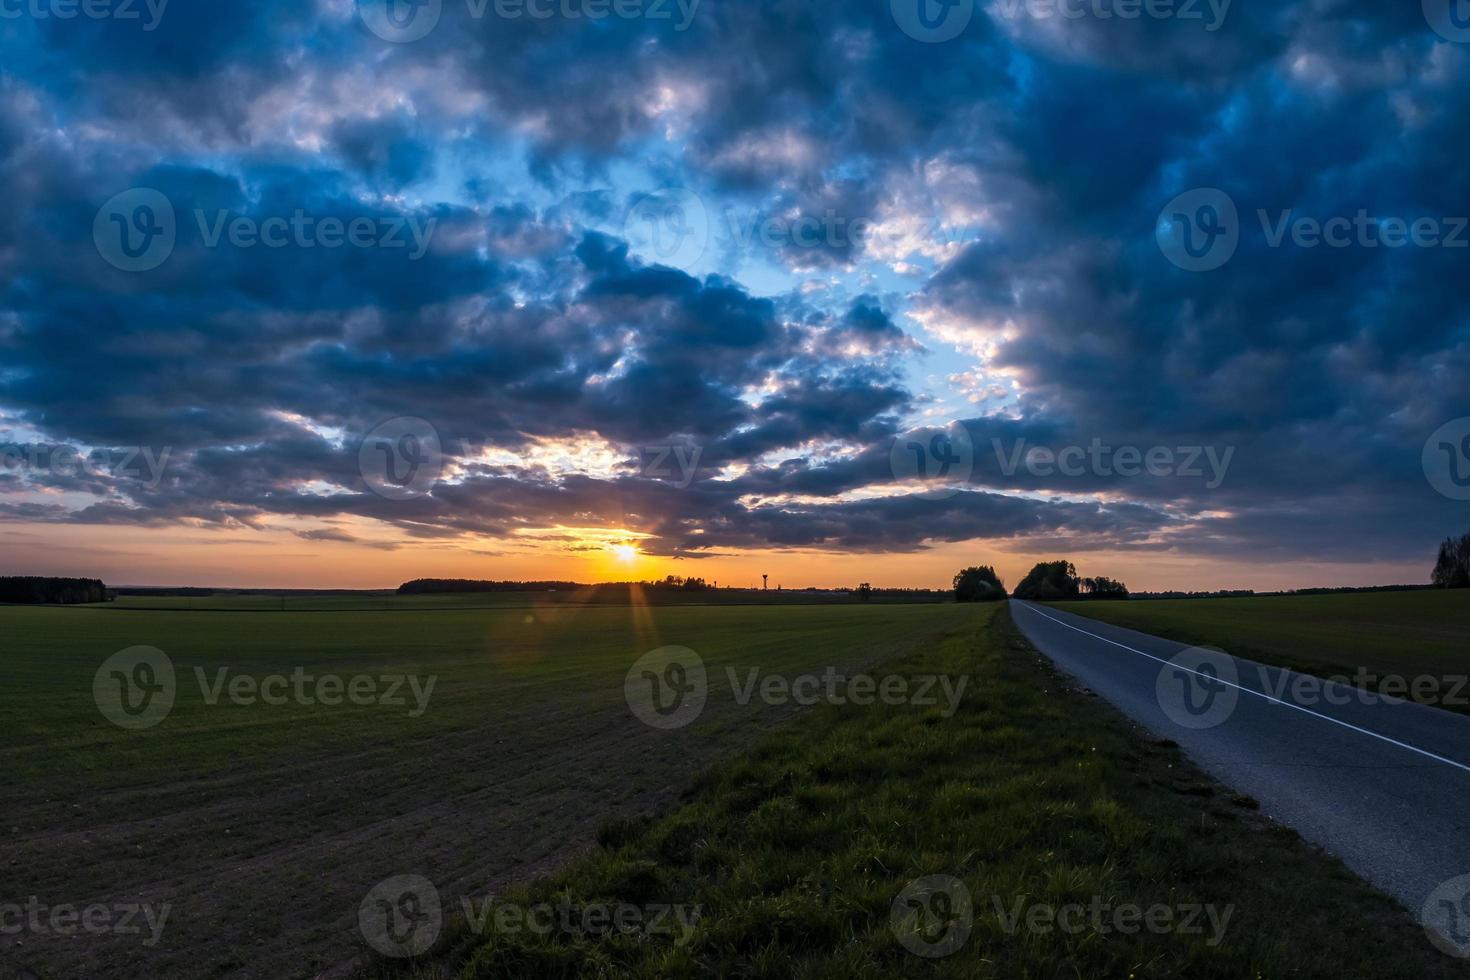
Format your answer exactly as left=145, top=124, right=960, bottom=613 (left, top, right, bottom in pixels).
left=656, top=575, right=710, bottom=592
left=1277, top=585, right=1432, bottom=596
left=1130, top=589, right=1258, bottom=599
left=0, top=577, right=112, bottom=604
left=851, top=584, right=952, bottom=602
left=398, top=578, right=583, bottom=594
left=1433, top=533, right=1470, bottom=589
left=115, top=587, right=217, bottom=597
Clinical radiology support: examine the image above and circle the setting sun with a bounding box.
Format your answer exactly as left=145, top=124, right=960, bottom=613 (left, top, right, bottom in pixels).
left=610, top=544, right=639, bottom=563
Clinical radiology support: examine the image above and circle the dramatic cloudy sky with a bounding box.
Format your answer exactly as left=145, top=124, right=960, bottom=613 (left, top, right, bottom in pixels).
left=0, top=0, right=1466, bottom=589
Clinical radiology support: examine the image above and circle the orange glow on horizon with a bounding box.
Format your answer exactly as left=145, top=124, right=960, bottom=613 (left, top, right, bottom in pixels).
left=0, top=519, right=1434, bottom=595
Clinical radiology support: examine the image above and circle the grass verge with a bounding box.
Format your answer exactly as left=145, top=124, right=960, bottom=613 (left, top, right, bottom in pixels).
left=363, top=603, right=1455, bottom=979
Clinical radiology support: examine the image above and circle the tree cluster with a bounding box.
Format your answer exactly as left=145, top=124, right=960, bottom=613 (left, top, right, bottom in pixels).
left=953, top=566, right=1007, bottom=602
left=1080, top=576, right=1130, bottom=599
left=657, top=575, right=711, bottom=592
left=398, top=578, right=582, bottom=594
left=1011, top=561, right=1081, bottom=600
left=0, top=577, right=111, bottom=604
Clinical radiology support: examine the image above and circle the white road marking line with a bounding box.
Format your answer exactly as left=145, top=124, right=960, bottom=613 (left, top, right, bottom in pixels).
left=1016, top=602, right=1470, bottom=776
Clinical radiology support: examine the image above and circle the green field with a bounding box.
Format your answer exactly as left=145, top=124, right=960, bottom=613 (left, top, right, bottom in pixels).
left=370, top=606, right=1457, bottom=979
left=1049, top=590, right=1470, bottom=711
left=4, top=596, right=1463, bottom=979
left=1, top=598, right=974, bottom=978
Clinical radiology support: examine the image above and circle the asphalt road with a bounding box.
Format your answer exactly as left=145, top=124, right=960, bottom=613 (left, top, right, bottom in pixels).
left=1011, top=599, right=1470, bottom=954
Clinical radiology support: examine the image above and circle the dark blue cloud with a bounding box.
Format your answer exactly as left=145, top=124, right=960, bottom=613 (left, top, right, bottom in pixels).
left=0, top=0, right=1465, bottom=571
